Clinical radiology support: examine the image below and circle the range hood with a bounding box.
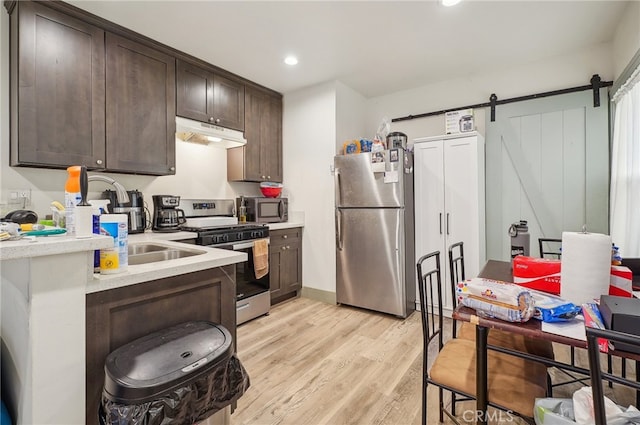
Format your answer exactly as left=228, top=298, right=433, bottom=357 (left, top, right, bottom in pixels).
left=175, top=116, right=247, bottom=148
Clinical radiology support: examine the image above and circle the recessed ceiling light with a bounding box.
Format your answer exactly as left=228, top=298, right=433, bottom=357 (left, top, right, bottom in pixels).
left=441, top=0, right=462, bottom=6
left=284, top=56, right=298, bottom=66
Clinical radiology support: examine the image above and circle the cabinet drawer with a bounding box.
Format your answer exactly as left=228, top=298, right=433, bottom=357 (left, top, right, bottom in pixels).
left=270, top=228, right=301, bottom=246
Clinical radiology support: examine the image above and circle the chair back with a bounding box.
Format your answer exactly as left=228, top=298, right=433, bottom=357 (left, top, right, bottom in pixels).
left=538, top=238, right=562, bottom=259
left=448, top=242, right=465, bottom=338
left=416, top=251, right=444, bottom=353
left=586, top=327, right=640, bottom=425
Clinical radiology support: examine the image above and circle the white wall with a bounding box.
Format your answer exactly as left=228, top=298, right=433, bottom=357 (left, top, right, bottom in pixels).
left=335, top=81, right=367, bottom=153
left=283, top=82, right=337, bottom=293
left=367, top=43, right=614, bottom=143
left=613, top=1, right=640, bottom=78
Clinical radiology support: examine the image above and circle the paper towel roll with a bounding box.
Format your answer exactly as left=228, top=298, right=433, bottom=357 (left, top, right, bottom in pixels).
left=560, top=231, right=611, bottom=305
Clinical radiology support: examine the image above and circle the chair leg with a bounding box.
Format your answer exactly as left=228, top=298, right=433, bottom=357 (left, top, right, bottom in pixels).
left=607, top=355, right=613, bottom=388
left=422, top=375, right=427, bottom=425
left=451, top=391, right=456, bottom=417
left=439, top=387, right=444, bottom=423
left=570, top=346, right=576, bottom=366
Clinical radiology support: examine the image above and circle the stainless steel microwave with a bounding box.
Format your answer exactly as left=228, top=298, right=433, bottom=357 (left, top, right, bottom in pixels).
left=238, top=197, right=288, bottom=223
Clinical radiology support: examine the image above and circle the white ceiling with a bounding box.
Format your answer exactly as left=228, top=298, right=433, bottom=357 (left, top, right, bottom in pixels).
left=68, top=0, right=629, bottom=98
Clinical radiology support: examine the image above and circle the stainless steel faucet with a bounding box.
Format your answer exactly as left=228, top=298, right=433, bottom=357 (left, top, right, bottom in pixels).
left=87, top=175, right=130, bottom=204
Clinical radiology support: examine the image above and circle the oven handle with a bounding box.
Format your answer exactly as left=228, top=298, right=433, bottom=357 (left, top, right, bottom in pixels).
left=213, top=238, right=270, bottom=251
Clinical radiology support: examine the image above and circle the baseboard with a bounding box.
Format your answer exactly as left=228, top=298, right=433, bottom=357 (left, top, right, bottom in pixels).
left=301, top=286, right=336, bottom=305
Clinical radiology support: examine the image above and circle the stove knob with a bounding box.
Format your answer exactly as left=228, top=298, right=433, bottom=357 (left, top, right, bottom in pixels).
left=237, top=232, right=243, bottom=240
left=222, top=234, right=229, bottom=242
left=250, top=231, right=257, bottom=238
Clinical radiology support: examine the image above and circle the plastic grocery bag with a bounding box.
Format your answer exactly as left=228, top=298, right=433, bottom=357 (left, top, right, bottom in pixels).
left=573, top=387, right=640, bottom=425
left=534, top=398, right=576, bottom=424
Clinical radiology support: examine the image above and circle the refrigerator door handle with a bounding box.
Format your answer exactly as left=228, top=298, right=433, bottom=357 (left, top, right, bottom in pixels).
left=334, top=168, right=342, bottom=207
left=439, top=213, right=443, bottom=235
left=336, top=209, right=344, bottom=250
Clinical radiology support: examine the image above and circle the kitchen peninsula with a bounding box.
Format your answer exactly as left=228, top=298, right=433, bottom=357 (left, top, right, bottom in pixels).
left=0, top=234, right=246, bottom=424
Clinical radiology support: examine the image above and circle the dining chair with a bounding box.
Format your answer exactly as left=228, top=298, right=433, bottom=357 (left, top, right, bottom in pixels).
left=538, top=237, right=562, bottom=259
left=417, top=250, right=548, bottom=425
left=586, top=327, right=640, bottom=425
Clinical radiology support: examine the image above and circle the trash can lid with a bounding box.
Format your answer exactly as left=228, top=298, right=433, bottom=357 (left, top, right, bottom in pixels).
left=104, top=321, right=233, bottom=403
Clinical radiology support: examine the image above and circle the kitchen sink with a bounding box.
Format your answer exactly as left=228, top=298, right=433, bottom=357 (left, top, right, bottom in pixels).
left=127, top=243, right=207, bottom=265
left=128, top=243, right=171, bottom=255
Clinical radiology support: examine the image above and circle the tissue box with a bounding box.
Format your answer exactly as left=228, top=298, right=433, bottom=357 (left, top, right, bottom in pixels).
left=512, top=256, right=561, bottom=295
left=599, top=295, right=640, bottom=353
left=609, top=265, right=632, bottom=297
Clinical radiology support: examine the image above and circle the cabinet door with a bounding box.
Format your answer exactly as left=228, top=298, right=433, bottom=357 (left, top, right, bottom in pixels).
left=13, top=1, right=105, bottom=168
left=414, top=139, right=450, bottom=309
left=213, top=75, right=245, bottom=131
left=243, top=87, right=283, bottom=182
left=176, top=60, right=213, bottom=123
left=105, top=33, right=176, bottom=175
left=85, top=267, right=236, bottom=425
left=269, top=228, right=302, bottom=303
left=444, top=135, right=484, bottom=283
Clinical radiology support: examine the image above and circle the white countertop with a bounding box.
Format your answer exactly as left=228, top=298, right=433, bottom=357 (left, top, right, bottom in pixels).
left=87, top=239, right=246, bottom=293
left=128, top=230, right=198, bottom=242
left=0, top=234, right=113, bottom=261
left=267, top=210, right=305, bottom=230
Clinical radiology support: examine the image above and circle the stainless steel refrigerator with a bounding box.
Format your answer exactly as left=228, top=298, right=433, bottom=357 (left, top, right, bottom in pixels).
left=334, top=149, right=415, bottom=318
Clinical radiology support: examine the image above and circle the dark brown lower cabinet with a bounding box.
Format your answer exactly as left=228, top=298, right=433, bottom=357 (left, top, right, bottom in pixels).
left=85, top=266, right=235, bottom=425
left=269, top=228, right=303, bottom=305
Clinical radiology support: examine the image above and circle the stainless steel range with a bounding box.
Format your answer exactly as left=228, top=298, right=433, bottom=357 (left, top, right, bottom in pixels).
left=179, top=199, right=270, bottom=325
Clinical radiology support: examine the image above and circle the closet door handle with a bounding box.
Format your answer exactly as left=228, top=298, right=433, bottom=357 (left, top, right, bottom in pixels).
left=446, top=213, right=450, bottom=235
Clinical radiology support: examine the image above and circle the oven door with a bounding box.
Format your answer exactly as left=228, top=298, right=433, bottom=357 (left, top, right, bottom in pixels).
left=215, top=238, right=270, bottom=324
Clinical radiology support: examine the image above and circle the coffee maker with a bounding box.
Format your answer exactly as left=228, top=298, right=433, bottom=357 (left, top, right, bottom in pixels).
left=102, top=190, right=147, bottom=234
left=152, top=195, right=186, bottom=232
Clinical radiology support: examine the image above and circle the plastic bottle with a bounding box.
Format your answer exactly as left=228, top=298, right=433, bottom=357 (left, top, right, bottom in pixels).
left=100, top=214, right=128, bottom=274
left=64, top=166, right=82, bottom=236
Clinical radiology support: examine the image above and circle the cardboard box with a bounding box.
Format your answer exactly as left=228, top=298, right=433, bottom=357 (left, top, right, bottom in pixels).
left=599, top=295, right=640, bottom=354
left=512, top=256, right=561, bottom=295
left=610, top=265, right=632, bottom=297
left=445, top=108, right=474, bottom=134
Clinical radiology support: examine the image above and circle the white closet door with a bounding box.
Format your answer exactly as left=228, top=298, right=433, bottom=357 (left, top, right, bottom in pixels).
left=414, top=139, right=447, bottom=307
left=444, top=135, right=483, bottom=282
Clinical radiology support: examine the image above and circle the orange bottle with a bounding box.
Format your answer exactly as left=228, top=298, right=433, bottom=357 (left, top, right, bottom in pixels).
left=65, top=166, right=82, bottom=234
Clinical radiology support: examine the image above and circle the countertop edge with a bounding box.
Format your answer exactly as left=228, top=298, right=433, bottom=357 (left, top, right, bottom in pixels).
left=0, top=235, right=113, bottom=261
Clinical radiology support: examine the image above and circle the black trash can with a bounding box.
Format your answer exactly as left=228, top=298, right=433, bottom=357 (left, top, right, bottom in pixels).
left=100, top=321, right=250, bottom=425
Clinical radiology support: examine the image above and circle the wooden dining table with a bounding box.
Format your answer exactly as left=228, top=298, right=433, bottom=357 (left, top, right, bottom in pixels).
left=452, top=259, right=640, bottom=424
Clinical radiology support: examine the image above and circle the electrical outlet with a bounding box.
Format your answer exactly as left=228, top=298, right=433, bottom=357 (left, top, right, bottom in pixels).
left=10, top=189, right=31, bottom=206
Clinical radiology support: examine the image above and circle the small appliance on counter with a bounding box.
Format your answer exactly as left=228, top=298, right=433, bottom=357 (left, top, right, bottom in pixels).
left=102, top=190, right=147, bottom=234
left=152, top=195, right=186, bottom=232
left=237, top=197, right=288, bottom=223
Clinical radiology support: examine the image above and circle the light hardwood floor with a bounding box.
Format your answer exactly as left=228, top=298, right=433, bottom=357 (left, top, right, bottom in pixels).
left=232, top=297, right=636, bottom=425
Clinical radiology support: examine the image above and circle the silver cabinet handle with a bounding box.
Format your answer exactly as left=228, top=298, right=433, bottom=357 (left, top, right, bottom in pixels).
left=209, top=117, right=214, bottom=122
left=281, top=246, right=286, bottom=251
left=170, top=166, right=175, bottom=171
left=439, top=213, right=442, bottom=235
left=215, top=118, right=221, bottom=123
left=237, top=303, right=250, bottom=311
left=96, top=159, right=103, bottom=165
left=283, top=235, right=288, bottom=239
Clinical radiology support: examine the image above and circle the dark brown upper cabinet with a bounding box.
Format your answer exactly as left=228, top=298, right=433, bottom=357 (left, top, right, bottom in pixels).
left=176, top=59, right=245, bottom=132
left=6, top=1, right=177, bottom=175
left=8, top=1, right=106, bottom=168
left=227, top=86, right=283, bottom=182
left=105, top=33, right=176, bottom=175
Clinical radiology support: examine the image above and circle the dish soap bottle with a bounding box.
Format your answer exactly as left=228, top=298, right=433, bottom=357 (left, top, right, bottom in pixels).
left=64, top=165, right=82, bottom=236
left=239, top=196, right=247, bottom=223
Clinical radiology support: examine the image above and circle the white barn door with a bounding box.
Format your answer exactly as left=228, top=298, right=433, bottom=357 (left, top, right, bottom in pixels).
left=485, top=88, right=610, bottom=261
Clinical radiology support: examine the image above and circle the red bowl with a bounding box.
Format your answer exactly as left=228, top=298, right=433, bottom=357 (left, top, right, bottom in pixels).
left=260, top=186, right=282, bottom=198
